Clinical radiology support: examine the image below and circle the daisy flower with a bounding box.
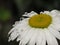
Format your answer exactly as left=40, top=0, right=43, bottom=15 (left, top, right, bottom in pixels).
left=8, top=10, right=60, bottom=45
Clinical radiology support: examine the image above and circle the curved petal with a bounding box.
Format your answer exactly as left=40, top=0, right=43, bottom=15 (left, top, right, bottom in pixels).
left=8, top=18, right=29, bottom=34
left=48, top=27, right=60, bottom=40
left=19, top=29, right=35, bottom=45
left=41, top=31, right=46, bottom=45
left=44, top=11, right=51, bottom=15
left=28, top=30, right=38, bottom=45
left=17, top=26, right=32, bottom=41
left=50, top=10, right=60, bottom=17
left=52, top=16, right=60, bottom=25
left=49, top=23, right=60, bottom=31
left=45, top=30, right=58, bottom=45
left=36, top=30, right=43, bottom=45
left=22, top=11, right=37, bottom=17
left=8, top=30, right=19, bottom=41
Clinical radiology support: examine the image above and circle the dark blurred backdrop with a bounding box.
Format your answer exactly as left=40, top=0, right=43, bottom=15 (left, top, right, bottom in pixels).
left=0, top=0, right=60, bottom=45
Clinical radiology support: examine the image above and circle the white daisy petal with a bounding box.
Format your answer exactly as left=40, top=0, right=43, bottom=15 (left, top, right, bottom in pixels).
left=19, top=29, right=35, bottom=45
left=16, top=24, right=32, bottom=42
left=36, top=30, right=43, bottom=45
left=23, top=11, right=37, bottom=17
left=52, top=16, right=60, bottom=24
left=40, top=11, right=43, bottom=13
left=8, top=18, right=29, bottom=35
left=28, top=30, right=38, bottom=45
left=17, top=29, right=29, bottom=42
left=44, top=11, right=51, bottom=15
left=48, top=27, right=60, bottom=39
left=8, top=30, right=19, bottom=41
left=41, top=31, right=46, bottom=45
left=50, top=10, right=60, bottom=17
left=50, top=24, right=60, bottom=31
left=18, top=28, right=31, bottom=40
left=13, top=21, right=20, bottom=27
left=45, top=30, right=58, bottom=45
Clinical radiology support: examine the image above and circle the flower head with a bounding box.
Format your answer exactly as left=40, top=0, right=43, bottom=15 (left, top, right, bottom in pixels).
left=8, top=10, right=60, bottom=45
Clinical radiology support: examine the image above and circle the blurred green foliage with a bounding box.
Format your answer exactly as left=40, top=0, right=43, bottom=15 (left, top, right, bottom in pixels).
left=0, top=8, right=11, bottom=21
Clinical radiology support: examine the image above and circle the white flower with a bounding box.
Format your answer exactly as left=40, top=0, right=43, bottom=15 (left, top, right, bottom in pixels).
left=8, top=10, right=60, bottom=45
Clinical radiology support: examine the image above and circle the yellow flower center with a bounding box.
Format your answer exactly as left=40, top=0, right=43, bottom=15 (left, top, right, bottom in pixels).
left=28, top=14, right=52, bottom=28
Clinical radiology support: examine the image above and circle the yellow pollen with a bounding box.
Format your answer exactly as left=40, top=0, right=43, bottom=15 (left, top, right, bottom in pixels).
left=28, top=14, right=52, bottom=28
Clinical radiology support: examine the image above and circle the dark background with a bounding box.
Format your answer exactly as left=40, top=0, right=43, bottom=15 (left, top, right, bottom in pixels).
left=0, top=0, right=60, bottom=45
